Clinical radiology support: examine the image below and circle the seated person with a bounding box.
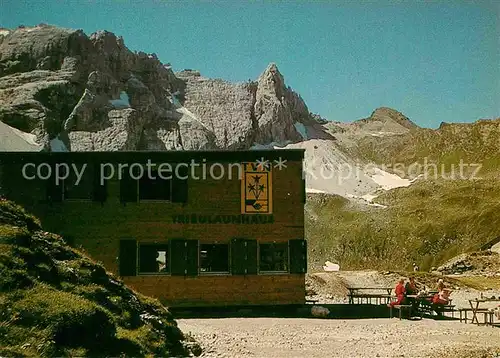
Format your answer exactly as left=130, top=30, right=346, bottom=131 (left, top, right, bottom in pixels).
left=388, top=278, right=406, bottom=308
left=405, top=276, right=419, bottom=295
left=437, top=278, right=445, bottom=292
left=431, top=288, right=452, bottom=316
left=433, top=288, right=451, bottom=305
left=405, top=276, right=420, bottom=312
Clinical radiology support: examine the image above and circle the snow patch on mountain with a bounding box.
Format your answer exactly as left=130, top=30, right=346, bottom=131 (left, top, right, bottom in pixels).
left=347, top=193, right=388, bottom=208
left=369, top=168, right=415, bottom=190
left=306, top=188, right=327, bottom=194
left=281, top=136, right=420, bottom=205
left=250, top=141, right=291, bottom=150
left=0, top=121, right=42, bottom=151
left=361, top=193, right=378, bottom=202
left=11, top=127, right=39, bottom=147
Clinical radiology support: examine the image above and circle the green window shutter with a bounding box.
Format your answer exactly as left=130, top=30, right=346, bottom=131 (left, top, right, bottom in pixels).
left=170, top=239, right=198, bottom=276
left=120, top=166, right=137, bottom=203
left=92, top=163, right=107, bottom=203
left=231, top=239, right=257, bottom=275
left=289, top=239, right=307, bottom=274
left=172, top=164, right=188, bottom=203
left=119, top=239, right=137, bottom=276
left=46, top=163, right=62, bottom=203
left=186, top=240, right=199, bottom=276
left=231, top=238, right=246, bottom=275
left=170, top=239, right=187, bottom=275
left=246, top=239, right=258, bottom=274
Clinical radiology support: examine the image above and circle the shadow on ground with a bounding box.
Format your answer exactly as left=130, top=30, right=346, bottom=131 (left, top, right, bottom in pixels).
left=170, top=304, right=459, bottom=321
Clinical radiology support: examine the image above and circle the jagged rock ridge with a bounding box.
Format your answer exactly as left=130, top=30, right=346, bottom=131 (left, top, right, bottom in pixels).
left=0, top=25, right=315, bottom=151
left=177, top=63, right=312, bottom=149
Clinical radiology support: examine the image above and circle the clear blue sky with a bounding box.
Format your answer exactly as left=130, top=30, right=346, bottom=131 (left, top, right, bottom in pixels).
left=1, top=0, right=498, bottom=128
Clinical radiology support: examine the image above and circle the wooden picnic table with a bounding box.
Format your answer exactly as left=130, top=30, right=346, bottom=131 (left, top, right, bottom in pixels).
left=469, top=298, right=500, bottom=325
left=406, top=294, right=456, bottom=318
left=347, top=287, right=394, bottom=304
left=407, top=294, right=434, bottom=300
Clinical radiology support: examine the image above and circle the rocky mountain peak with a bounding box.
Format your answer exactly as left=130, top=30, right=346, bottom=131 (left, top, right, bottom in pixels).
left=369, top=107, right=418, bottom=130
left=0, top=26, right=315, bottom=151
left=257, top=62, right=286, bottom=99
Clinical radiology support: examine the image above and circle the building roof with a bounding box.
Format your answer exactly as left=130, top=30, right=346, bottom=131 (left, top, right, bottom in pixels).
left=0, top=148, right=305, bottom=163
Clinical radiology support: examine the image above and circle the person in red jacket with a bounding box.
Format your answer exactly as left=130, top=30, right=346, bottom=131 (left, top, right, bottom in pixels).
left=433, top=288, right=451, bottom=305
left=432, top=288, right=452, bottom=316
left=388, top=278, right=407, bottom=307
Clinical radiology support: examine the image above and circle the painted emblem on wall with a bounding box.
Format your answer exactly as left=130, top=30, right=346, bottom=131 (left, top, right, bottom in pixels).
left=241, top=162, right=272, bottom=214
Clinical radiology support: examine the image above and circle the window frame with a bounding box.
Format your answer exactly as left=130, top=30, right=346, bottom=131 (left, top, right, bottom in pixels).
left=137, top=242, right=171, bottom=276
left=137, top=170, right=173, bottom=202
left=60, top=166, right=95, bottom=202
left=199, top=241, right=231, bottom=275
left=258, top=241, right=290, bottom=274
left=120, top=163, right=188, bottom=204
left=62, top=177, right=93, bottom=202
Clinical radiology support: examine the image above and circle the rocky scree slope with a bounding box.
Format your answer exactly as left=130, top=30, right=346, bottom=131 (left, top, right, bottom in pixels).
left=0, top=24, right=315, bottom=151
left=279, top=107, right=420, bottom=197
left=0, top=199, right=201, bottom=357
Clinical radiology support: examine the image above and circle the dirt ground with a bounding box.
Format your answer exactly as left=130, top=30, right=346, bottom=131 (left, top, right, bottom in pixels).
left=178, top=271, right=500, bottom=357
left=178, top=317, right=500, bottom=358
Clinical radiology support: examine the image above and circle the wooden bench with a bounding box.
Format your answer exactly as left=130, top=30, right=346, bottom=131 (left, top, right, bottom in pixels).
left=418, top=302, right=455, bottom=318
left=348, top=293, right=393, bottom=305
left=347, top=287, right=393, bottom=305
left=459, top=308, right=494, bottom=325
left=390, top=304, right=413, bottom=320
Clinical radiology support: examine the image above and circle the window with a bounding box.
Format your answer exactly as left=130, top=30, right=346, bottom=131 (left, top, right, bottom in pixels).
left=139, top=170, right=172, bottom=201
left=200, top=243, right=229, bottom=273
left=259, top=243, right=288, bottom=272
left=62, top=167, right=94, bottom=200
left=120, top=164, right=188, bottom=204
left=138, top=244, right=169, bottom=274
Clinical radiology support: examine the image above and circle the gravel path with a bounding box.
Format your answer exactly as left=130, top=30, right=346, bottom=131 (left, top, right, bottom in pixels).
left=179, top=317, right=500, bottom=358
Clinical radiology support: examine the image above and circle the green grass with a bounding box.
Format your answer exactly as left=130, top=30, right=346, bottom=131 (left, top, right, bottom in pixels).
left=306, top=178, right=500, bottom=272
left=452, top=276, right=500, bottom=291
left=354, top=119, right=500, bottom=178
left=0, top=200, right=200, bottom=357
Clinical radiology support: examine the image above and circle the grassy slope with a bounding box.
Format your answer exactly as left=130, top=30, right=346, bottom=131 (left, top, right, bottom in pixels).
left=0, top=200, right=200, bottom=357
left=306, top=119, right=500, bottom=272
left=306, top=179, right=500, bottom=272
left=355, top=118, right=500, bottom=177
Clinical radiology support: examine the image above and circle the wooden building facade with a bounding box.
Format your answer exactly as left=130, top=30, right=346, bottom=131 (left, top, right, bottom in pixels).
left=0, top=150, right=307, bottom=307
